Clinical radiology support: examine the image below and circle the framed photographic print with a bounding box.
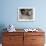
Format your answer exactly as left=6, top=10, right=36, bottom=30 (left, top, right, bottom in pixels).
left=18, top=7, right=35, bottom=21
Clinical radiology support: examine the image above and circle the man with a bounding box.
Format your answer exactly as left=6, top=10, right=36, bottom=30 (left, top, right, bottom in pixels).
left=19, top=9, right=33, bottom=19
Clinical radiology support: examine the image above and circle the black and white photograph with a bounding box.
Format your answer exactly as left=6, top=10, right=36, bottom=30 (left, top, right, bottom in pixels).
left=18, top=7, right=35, bottom=21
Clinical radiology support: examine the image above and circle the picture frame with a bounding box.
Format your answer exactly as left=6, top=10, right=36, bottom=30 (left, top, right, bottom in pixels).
left=18, top=7, right=35, bottom=21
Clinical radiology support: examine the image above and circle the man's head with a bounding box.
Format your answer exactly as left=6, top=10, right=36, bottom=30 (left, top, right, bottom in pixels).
left=20, top=9, right=29, bottom=15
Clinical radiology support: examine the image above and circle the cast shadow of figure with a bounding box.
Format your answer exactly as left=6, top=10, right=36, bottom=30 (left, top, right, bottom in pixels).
left=0, top=24, right=7, bottom=43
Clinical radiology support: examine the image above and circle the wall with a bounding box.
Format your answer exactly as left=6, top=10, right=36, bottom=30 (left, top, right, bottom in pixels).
left=0, top=0, right=46, bottom=30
